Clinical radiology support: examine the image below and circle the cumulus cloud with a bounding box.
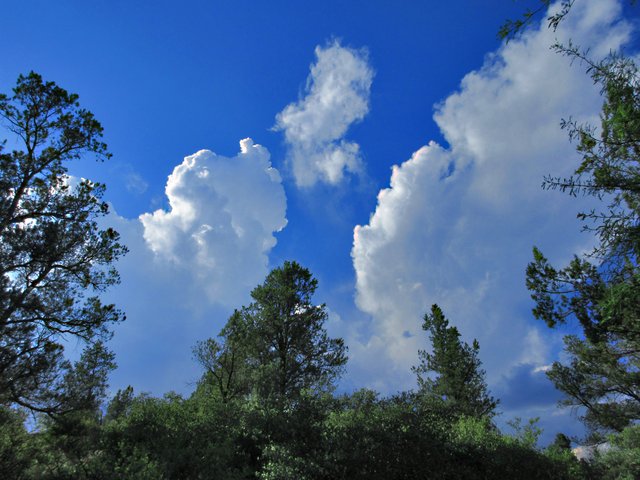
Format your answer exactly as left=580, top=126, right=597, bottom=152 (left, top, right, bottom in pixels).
left=139, top=138, right=287, bottom=307
left=102, top=139, right=287, bottom=394
left=275, top=41, right=374, bottom=187
left=350, top=0, right=631, bottom=394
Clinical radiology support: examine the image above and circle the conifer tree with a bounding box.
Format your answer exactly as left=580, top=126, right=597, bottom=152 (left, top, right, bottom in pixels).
left=0, top=72, right=125, bottom=414
left=413, top=304, right=498, bottom=420
left=196, top=261, right=347, bottom=404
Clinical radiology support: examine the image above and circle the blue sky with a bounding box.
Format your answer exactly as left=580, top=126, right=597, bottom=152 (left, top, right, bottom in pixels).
left=2, top=0, right=638, bottom=443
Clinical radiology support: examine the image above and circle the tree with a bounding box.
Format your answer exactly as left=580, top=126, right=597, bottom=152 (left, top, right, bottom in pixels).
left=550, top=433, right=572, bottom=452
left=193, top=310, right=252, bottom=403
left=241, top=261, right=347, bottom=401
left=499, top=1, right=637, bottom=41
left=28, top=343, right=117, bottom=478
left=100, top=392, right=245, bottom=480
left=196, top=261, right=347, bottom=404
left=54, top=341, right=116, bottom=415
left=589, top=424, right=640, bottom=479
left=0, top=406, right=33, bottom=478
left=498, top=0, right=640, bottom=437
left=0, top=72, right=126, bottom=414
left=413, top=304, right=498, bottom=420
left=524, top=32, right=640, bottom=435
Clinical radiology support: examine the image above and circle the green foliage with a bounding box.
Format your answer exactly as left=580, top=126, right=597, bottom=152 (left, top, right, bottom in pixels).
left=283, top=390, right=454, bottom=480
left=243, top=261, right=348, bottom=401
left=547, top=334, right=640, bottom=433
left=193, top=310, right=252, bottom=403
left=550, top=433, right=573, bottom=452
left=413, top=304, right=498, bottom=420
left=0, top=72, right=126, bottom=414
left=190, top=262, right=350, bottom=476
left=196, top=261, right=347, bottom=406
left=16, top=343, right=117, bottom=479
left=543, top=49, right=640, bottom=265
left=56, top=342, right=116, bottom=414
left=590, top=424, right=640, bottom=479
left=5, top=384, right=587, bottom=480
left=505, top=417, right=543, bottom=450
left=0, top=407, right=32, bottom=479
left=447, top=416, right=585, bottom=480
left=104, top=385, right=135, bottom=422
left=100, top=391, right=248, bottom=480
left=256, top=390, right=584, bottom=480
left=258, top=444, right=314, bottom=480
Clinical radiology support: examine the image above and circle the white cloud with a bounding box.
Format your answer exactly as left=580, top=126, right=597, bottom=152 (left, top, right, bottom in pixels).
left=139, top=138, right=287, bottom=307
left=102, top=139, right=287, bottom=395
left=350, top=0, right=631, bottom=393
left=275, top=41, right=374, bottom=187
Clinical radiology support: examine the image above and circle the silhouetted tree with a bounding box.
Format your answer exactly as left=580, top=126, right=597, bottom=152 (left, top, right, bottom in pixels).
left=0, top=72, right=126, bottom=414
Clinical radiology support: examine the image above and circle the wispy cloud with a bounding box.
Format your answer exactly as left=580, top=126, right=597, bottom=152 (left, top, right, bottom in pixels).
left=124, top=171, right=148, bottom=195
left=275, top=40, right=373, bottom=187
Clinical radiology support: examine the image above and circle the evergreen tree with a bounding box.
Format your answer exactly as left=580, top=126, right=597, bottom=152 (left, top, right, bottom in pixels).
left=413, top=304, right=498, bottom=420
left=26, top=343, right=117, bottom=479
left=244, top=261, right=347, bottom=400
left=498, top=0, right=640, bottom=437
left=196, top=261, right=347, bottom=404
left=193, top=310, right=252, bottom=403
left=0, top=72, right=126, bottom=414
left=526, top=49, right=640, bottom=434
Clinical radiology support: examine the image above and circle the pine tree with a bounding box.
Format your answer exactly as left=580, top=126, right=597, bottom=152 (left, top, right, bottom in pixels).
left=0, top=72, right=126, bottom=414
left=196, top=261, right=347, bottom=404
left=526, top=50, right=640, bottom=434
left=413, top=304, right=498, bottom=420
